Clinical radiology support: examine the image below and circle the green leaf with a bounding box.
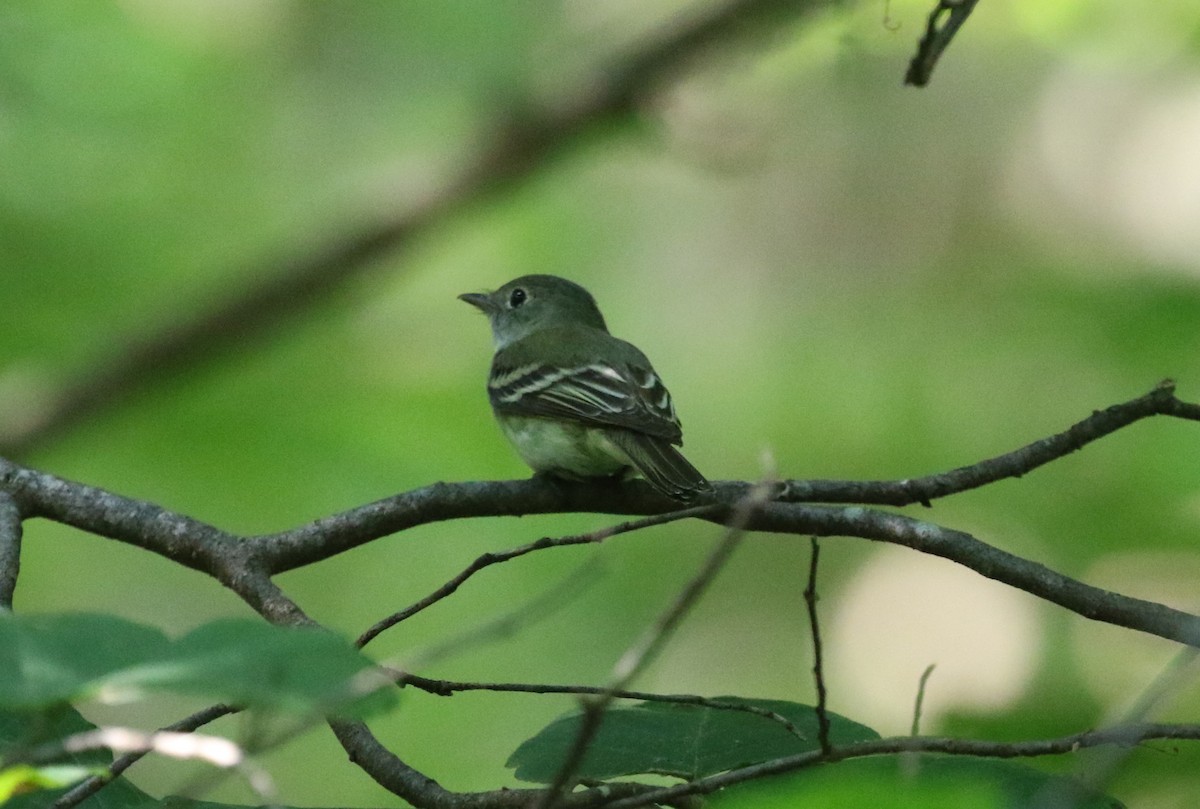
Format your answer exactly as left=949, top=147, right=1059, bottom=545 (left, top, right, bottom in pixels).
left=0, top=614, right=166, bottom=708
left=506, top=697, right=880, bottom=782
left=709, top=754, right=1124, bottom=809
left=0, top=769, right=153, bottom=809
left=0, top=613, right=394, bottom=717
left=106, top=619, right=395, bottom=716
left=0, top=704, right=113, bottom=766
left=0, top=764, right=100, bottom=803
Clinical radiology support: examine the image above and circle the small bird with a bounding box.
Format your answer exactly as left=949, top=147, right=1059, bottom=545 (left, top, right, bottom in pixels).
left=460, top=274, right=712, bottom=501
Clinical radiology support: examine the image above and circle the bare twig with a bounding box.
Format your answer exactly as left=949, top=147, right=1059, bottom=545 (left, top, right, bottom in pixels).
left=1041, top=648, right=1200, bottom=808
left=603, top=723, right=1200, bottom=809
left=0, top=491, right=21, bottom=609
left=396, top=675, right=804, bottom=738
left=803, top=537, right=831, bottom=756
left=46, top=726, right=274, bottom=803
left=905, top=0, right=982, bottom=87
left=51, top=704, right=237, bottom=808
left=328, top=718, right=659, bottom=809
left=611, top=485, right=769, bottom=687
left=537, top=482, right=772, bottom=809
left=402, top=559, right=602, bottom=668
left=357, top=506, right=710, bottom=648
left=911, top=664, right=937, bottom=736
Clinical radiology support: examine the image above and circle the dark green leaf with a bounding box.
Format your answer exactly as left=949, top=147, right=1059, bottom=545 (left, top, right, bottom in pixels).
left=507, top=697, right=879, bottom=782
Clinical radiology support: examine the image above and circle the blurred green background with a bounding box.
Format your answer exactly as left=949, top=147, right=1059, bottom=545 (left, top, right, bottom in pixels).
left=4, top=0, right=1200, bottom=806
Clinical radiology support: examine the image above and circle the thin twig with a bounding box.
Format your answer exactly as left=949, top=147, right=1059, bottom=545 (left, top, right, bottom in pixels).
left=402, top=559, right=602, bottom=668
left=51, top=704, right=237, bottom=808
left=911, top=664, right=937, bottom=736
left=802, top=537, right=831, bottom=756
left=537, top=482, right=773, bottom=809
left=1053, top=647, right=1200, bottom=807
left=43, top=726, right=277, bottom=807
left=905, top=0, right=982, bottom=87
left=357, top=506, right=710, bottom=648
left=0, top=492, right=21, bottom=609
left=394, top=675, right=804, bottom=738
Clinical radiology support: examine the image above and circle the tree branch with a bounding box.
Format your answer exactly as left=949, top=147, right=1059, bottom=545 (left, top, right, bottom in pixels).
left=0, top=491, right=21, bottom=609
left=910, top=664, right=937, bottom=737
left=5, top=386, right=1200, bottom=647
left=779, top=379, right=1198, bottom=506
left=51, top=704, right=239, bottom=809
left=328, top=719, right=658, bottom=809
left=5, top=383, right=1200, bottom=805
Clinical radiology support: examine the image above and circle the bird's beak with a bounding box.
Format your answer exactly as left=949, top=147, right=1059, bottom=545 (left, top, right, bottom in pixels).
left=458, top=291, right=495, bottom=314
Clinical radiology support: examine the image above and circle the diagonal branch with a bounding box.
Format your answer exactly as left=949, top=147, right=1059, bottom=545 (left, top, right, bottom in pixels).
left=51, top=705, right=239, bottom=809
left=749, top=501, right=1200, bottom=647
left=0, top=0, right=827, bottom=460
left=357, top=506, right=709, bottom=648
left=905, top=0, right=982, bottom=87
left=779, top=379, right=1199, bottom=506
left=536, top=483, right=767, bottom=809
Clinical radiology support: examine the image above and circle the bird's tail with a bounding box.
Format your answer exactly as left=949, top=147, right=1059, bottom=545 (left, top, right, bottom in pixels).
left=608, top=430, right=712, bottom=501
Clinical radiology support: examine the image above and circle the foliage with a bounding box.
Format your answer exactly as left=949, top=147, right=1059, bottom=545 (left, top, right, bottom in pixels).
left=3, top=0, right=1200, bottom=806
left=507, top=698, right=878, bottom=782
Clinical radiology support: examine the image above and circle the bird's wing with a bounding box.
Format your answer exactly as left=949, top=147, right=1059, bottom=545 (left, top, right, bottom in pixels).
left=488, top=359, right=684, bottom=444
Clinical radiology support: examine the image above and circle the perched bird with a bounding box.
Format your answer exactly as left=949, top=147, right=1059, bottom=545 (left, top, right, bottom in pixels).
left=460, top=274, right=711, bottom=501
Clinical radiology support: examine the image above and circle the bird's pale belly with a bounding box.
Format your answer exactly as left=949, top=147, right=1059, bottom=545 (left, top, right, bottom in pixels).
left=498, top=415, right=630, bottom=480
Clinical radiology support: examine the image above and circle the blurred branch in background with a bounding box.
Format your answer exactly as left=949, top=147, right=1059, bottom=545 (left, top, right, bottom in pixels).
left=0, top=0, right=829, bottom=461
left=905, top=0, right=981, bottom=86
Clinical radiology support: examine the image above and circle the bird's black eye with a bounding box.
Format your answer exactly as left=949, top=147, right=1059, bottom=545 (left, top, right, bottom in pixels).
left=508, top=288, right=527, bottom=308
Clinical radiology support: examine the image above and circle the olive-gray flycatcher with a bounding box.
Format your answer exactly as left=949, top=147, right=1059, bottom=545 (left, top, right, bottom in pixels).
left=460, top=274, right=711, bottom=500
